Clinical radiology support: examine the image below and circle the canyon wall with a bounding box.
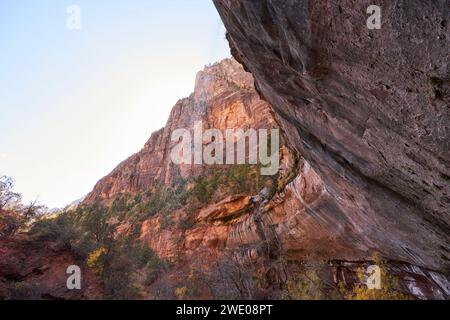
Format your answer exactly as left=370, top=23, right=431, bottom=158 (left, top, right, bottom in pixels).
left=81, top=55, right=448, bottom=298
left=84, top=58, right=278, bottom=203
left=2, top=2, right=448, bottom=299
left=213, top=0, right=449, bottom=273
left=82, top=57, right=298, bottom=265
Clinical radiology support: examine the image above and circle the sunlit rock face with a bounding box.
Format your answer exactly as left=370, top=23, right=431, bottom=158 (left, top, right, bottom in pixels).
left=83, top=57, right=299, bottom=261
left=84, top=58, right=278, bottom=204
left=213, top=0, right=449, bottom=272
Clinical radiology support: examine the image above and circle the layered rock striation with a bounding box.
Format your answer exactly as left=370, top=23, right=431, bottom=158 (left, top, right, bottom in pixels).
left=213, top=0, right=449, bottom=273
left=81, top=51, right=449, bottom=298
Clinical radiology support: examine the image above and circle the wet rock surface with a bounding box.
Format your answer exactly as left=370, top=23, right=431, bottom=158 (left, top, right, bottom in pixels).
left=213, top=0, right=449, bottom=272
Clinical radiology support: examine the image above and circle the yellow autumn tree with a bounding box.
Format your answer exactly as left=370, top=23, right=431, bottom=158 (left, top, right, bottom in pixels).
left=174, top=286, right=189, bottom=300
left=87, top=247, right=108, bottom=275
left=342, top=253, right=413, bottom=300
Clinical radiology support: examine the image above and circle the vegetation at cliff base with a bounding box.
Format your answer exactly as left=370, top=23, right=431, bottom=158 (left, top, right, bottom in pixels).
left=29, top=204, right=170, bottom=299
left=338, top=254, right=413, bottom=300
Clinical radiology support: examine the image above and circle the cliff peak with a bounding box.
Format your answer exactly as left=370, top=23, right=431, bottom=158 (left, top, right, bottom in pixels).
left=84, top=57, right=277, bottom=204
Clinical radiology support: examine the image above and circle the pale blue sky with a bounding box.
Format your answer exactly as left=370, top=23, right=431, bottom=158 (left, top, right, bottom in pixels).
left=0, top=0, right=230, bottom=208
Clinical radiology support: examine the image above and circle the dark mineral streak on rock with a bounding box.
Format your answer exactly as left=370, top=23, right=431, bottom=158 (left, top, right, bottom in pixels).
left=213, top=0, right=450, bottom=272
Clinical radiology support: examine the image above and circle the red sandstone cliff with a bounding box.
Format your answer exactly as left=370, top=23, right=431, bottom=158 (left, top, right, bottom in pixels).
left=84, top=58, right=279, bottom=204
left=3, top=38, right=448, bottom=298
left=83, top=58, right=296, bottom=261
left=80, top=54, right=449, bottom=299
left=0, top=0, right=448, bottom=301
left=213, top=0, right=449, bottom=275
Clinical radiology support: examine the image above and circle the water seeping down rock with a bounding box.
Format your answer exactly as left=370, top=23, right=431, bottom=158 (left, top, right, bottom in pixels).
left=212, top=0, right=449, bottom=274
